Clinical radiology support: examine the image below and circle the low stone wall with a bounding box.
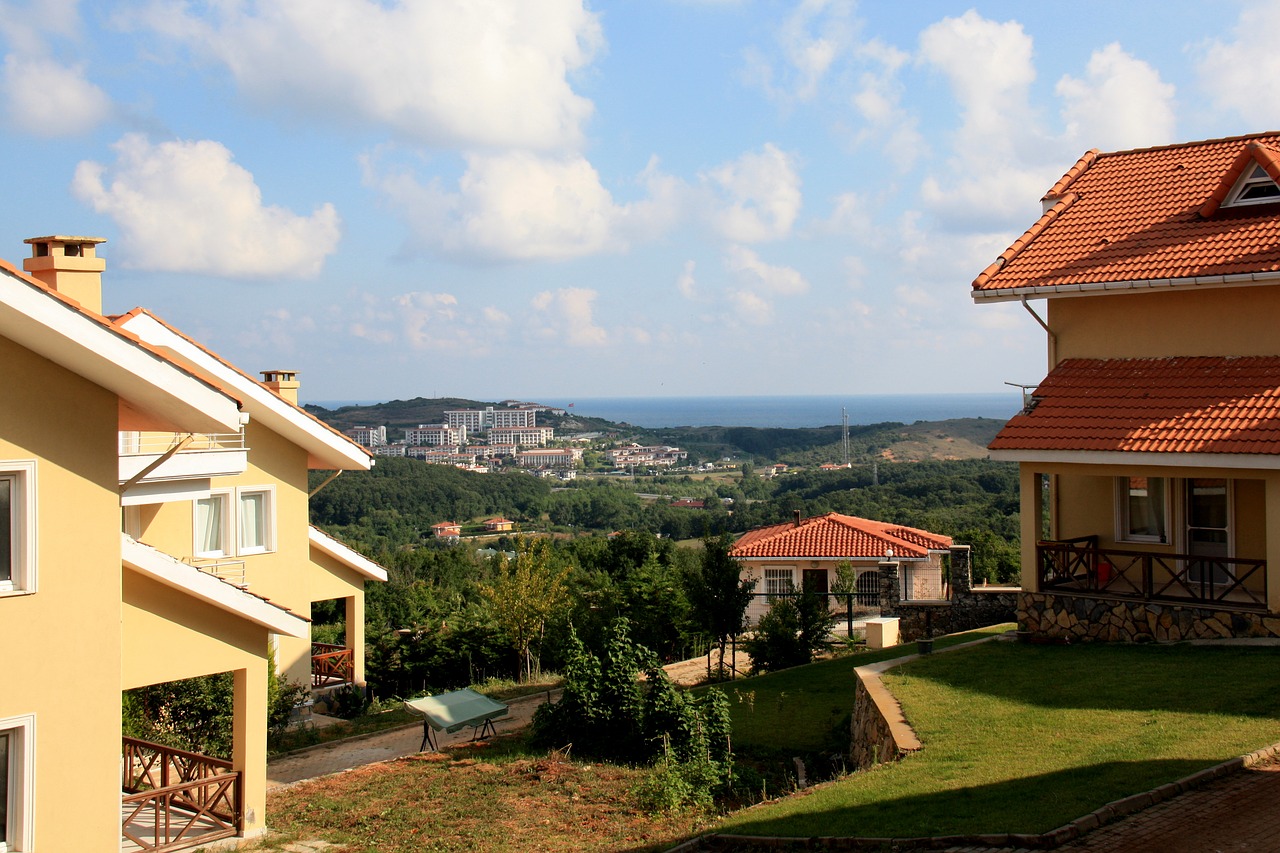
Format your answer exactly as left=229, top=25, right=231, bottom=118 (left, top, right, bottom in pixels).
left=849, top=662, right=921, bottom=771
left=894, top=589, right=1018, bottom=641
left=1019, top=591, right=1280, bottom=642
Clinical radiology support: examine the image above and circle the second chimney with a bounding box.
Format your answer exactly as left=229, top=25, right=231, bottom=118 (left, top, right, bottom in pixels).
left=23, top=235, right=107, bottom=313
left=261, top=370, right=300, bottom=404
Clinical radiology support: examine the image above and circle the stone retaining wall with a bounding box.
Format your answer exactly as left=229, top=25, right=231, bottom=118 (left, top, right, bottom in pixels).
left=885, top=547, right=1018, bottom=641
left=1019, top=590, right=1280, bottom=642
left=849, top=662, right=921, bottom=771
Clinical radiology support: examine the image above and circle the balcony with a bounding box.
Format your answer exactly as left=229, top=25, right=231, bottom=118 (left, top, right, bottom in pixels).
left=185, top=557, right=248, bottom=589
left=120, top=737, right=241, bottom=852
left=119, top=432, right=249, bottom=505
left=1037, top=536, right=1268, bottom=612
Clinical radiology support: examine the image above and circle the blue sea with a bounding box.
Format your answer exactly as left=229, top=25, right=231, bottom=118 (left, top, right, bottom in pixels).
left=310, top=393, right=1019, bottom=429
left=536, top=394, right=1018, bottom=429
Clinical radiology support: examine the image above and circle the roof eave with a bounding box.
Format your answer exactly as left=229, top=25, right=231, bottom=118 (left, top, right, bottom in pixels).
left=309, top=526, right=389, bottom=582
left=989, top=448, right=1280, bottom=470
left=972, top=270, right=1280, bottom=303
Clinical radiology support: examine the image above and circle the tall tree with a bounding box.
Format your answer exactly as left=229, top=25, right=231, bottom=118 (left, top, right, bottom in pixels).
left=685, top=532, right=754, bottom=676
left=479, top=537, right=572, bottom=680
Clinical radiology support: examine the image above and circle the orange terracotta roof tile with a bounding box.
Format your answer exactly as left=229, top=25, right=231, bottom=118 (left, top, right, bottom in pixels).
left=730, top=512, right=952, bottom=560
left=973, top=132, right=1280, bottom=294
left=989, top=357, right=1280, bottom=455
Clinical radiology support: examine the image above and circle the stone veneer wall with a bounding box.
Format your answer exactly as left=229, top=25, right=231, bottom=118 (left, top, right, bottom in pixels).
left=1019, top=591, right=1280, bottom=642
left=885, top=546, right=1018, bottom=641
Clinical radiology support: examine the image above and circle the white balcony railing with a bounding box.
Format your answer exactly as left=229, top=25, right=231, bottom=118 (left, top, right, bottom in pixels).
left=119, top=431, right=246, bottom=456
left=118, top=431, right=249, bottom=495
left=185, top=557, right=248, bottom=589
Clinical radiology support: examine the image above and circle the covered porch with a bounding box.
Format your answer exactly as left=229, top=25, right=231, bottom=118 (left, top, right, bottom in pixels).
left=120, top=737, right=241, bottom=852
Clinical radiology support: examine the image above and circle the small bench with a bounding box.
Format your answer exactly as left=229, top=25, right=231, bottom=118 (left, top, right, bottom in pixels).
left=404, top=689, right=510, bottom=752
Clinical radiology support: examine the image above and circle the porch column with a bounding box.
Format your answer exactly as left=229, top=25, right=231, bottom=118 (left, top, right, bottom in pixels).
left=345, top=594, right=367, bottom=687
left=233, top=664, right=268, bottom=837
left=949, top=545, right=972, bottom=598
left=879, top=560, right=900, bottom=616
left=1019, top=466, right=1043, bottom=591
left=1266, top=477, right=1280, bottom=613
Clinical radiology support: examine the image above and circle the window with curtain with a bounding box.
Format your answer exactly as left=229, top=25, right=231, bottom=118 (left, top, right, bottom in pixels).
left=195, top=493, right=228, bottom=557
left=1118, top=476, right=1168, bottom=543
left=238, top=490, right=271, bottom=554
left=0, top=478, right=11, bottom=586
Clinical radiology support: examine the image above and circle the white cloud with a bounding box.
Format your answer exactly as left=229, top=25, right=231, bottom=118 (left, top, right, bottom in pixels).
left=704, top=144, right=802, bottom=242
left=1196, top=0, right=1280, bottom=126
left=849, top=38, right=925, bottom=170
left=677, top=260, right=698, bottom=299
left=722, top=244, right=808, bottom=325
left=132, top=0, right=602, bottom=151
left=366, top=149, right=683, bottom=262
left=747, top=0, right=853, bottom=102
left=348, top=291, right=508, bottom=352
left=1057, top=43, right=1175, bottom=151
left=73, top=134, right=340, bottom=278
left=2, top=54, right=110, bottom=136
left=530, top=287, right=608, bottom=346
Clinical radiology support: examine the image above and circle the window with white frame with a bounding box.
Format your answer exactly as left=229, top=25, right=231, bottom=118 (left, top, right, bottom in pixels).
left=237, top=487, right=275, bottom=555
left=763, top=566, right=794, bottom=596
left=194, top=491, right=231, bottom=558
left=0, top=714, right=34, bottom=852
left=1226, top=163, right=1280, bottom=207
left=0, top=462, right=35, bottom=596
left=1117, top=476, right=1168, bottom=543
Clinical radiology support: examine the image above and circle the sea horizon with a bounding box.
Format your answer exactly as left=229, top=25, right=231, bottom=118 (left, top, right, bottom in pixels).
left=309, top=392, right=1021, bottom=430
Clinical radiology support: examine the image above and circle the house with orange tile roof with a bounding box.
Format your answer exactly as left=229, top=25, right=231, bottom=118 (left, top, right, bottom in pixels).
left=730, top=512, right=953, bottom=625
left=484, top=517, right=515, bottom=532
left=0, top=235, right=359, bottom=850
left=432, top=521, right=462, bottom=540
left=973, top=132, right=1280, bottom=641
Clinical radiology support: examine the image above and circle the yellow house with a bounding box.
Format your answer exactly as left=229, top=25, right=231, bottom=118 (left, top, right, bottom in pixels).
left=0, top=235, right=383, bottom=852
left=972, top=133, right=1280, bottom=641
left=113, top=311, right=387, bottom=693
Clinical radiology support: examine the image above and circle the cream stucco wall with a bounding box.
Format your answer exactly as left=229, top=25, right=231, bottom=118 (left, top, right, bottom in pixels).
left=1048, top=286, right=1280, bottom=364
left=0, top=335, right=126, bottom=851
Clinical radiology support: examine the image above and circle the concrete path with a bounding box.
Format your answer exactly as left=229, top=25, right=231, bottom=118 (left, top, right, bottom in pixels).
left=266, top=690, right=559, bottom=789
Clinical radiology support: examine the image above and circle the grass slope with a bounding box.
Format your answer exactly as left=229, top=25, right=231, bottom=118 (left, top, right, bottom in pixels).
left=714, top=639, right=1280, bottom=839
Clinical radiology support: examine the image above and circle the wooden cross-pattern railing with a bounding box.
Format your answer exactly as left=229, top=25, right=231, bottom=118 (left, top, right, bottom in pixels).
left=311, top=642, right=354, bottom=687
left=121, top=737, right=241, bottom=851
left=1038, top=538, right=1267, bottom=611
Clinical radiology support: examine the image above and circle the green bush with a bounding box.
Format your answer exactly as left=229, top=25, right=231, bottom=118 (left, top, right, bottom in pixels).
left=744, top=591, right=836, bottom=674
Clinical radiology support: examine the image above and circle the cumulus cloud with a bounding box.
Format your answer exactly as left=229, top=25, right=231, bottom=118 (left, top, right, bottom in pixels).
left=1196, top=0, right=1280, bottom=126
left=1058, top=43, right=1176, bottom=151
left=367, top=150, right=622, bottom=262
left=849, top=39, right=925, bottom=170
left=530, top=287, right=608, bottom=346
left=348, top=291, right=508, bottom=352
left=722, top=244, right=808, bottom=325
left=2, top=54, right=110, bottom=136
left=704, top=144, right=802, bottom=242
left=73, top=134, right=340, bottom=278
left=132, top=0, right=602, bottom=151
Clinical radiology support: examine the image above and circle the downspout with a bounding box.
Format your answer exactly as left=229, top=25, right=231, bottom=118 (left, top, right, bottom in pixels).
left=1020, top=296, right=1057, bottom=366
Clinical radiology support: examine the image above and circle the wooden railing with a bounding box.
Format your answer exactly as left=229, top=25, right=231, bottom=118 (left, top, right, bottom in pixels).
left=121, top=737, right=241, bottom=851
left=311, top=642, right=354, bottom=687
left=1038, top=537, right=1267, bottom=611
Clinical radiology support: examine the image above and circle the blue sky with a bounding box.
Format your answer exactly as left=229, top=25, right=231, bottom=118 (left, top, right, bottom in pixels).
left=0, top=1, right=1273, bottom=403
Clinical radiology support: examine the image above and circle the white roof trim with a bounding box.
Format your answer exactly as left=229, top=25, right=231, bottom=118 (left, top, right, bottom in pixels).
left=117, top=312, right=372, bottom=471
left=989, top=448, right=1280, bottom=470
left=309, top=526, right=388, bottom=582
left=0, top=269, right=240, bottom=433
left=122, top=534, right=308, bottom=636
left=972, top=270, right=1280, bottom=303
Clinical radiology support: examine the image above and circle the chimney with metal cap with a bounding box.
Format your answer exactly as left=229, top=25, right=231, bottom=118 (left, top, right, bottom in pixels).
left=260, top=370, right=300, bottom=404
left=23, top=235, right=107, bottom=313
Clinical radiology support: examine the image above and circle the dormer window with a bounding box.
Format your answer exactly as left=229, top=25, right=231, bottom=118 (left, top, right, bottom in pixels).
left=1225, top=163, right=1280, bottom=207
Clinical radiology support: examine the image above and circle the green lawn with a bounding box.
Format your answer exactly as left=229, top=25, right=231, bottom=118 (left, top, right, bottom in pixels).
left=708, top=625, right=1012, bottom=754
left=712, top=639, right=1280, bottom=839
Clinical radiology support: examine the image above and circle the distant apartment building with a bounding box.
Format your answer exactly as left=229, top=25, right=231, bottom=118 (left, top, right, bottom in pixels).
left=489, top=425, right=555, bottom=447
left=446, top=406, right=537, bottom=430
left=405, top=423, right=467, bottom=446
left=371, top=443, right=407, bottom=457
left=345, top=425, right=387, bottom=447
left=518, top=447, right=582, bottom=468
left=406, top=446, right=477, bottom=467
left=606, top=444, right=688, bottom=467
